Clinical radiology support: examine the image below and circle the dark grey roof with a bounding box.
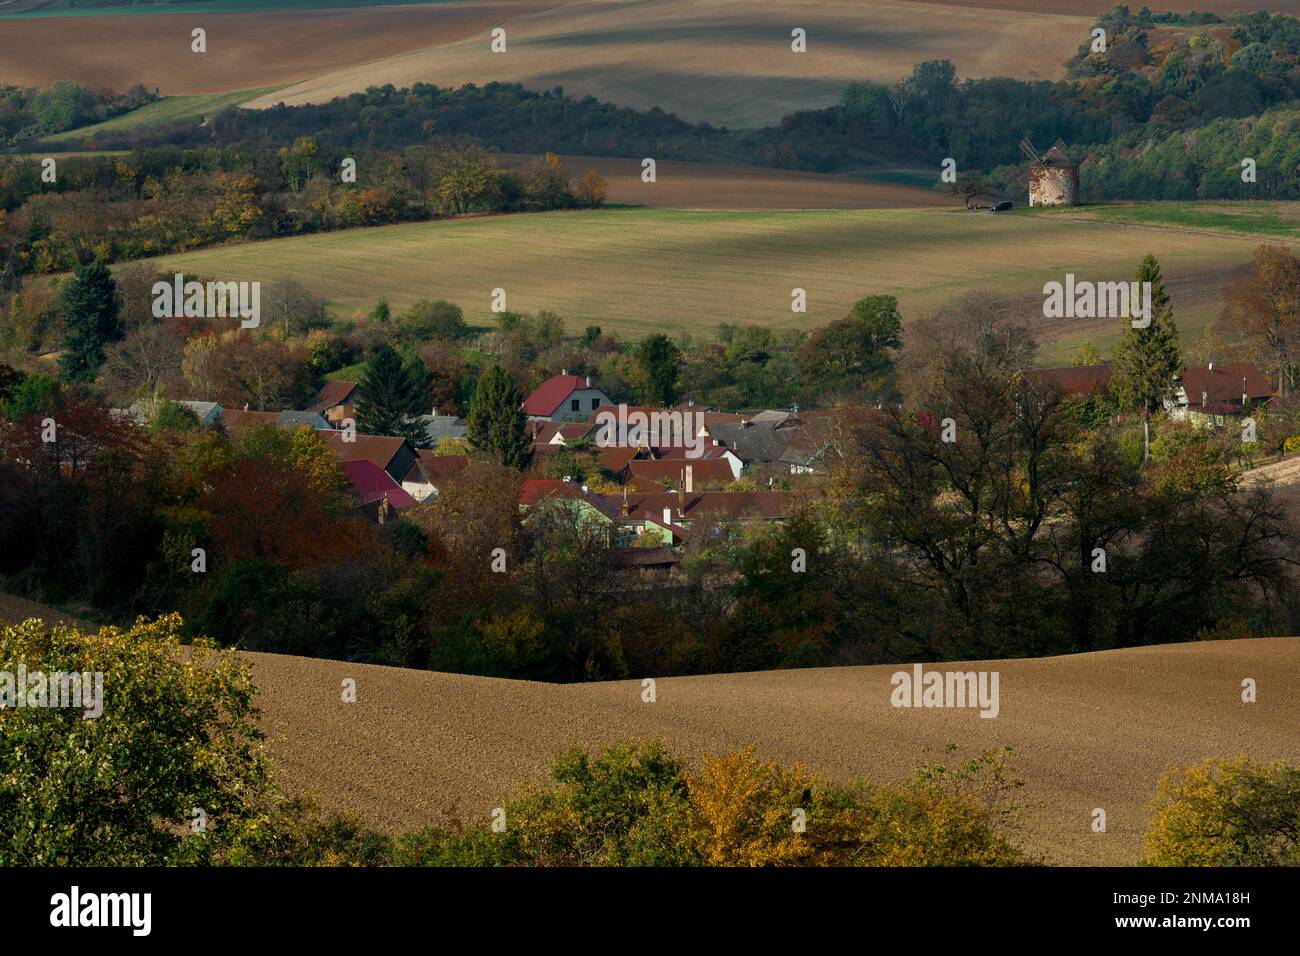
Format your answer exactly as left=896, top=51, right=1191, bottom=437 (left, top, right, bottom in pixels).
left=704, top=420, right=794, bottom=463
left=277, top=410, right=331, bottom=429
left=419, top=414, right=467, bottom=444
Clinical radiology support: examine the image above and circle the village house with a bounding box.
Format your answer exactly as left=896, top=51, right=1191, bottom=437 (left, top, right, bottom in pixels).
left=341, top=460, right=415, bottom=524
left=313, top=429, right=418, bottom=484
left=517, top=478, right=617, bottom=541
left=401, top=452, right=468, bottom=502
left=603, top=488, right=792, bottom=544
left=1022, top=364, right=1113, bottom=399
left=702, top=409, right=828, bottom=477
left=521, top=372, right=613, bottom=422
left=304, top=380, right=359, bottom=426
left=415, top=408, right=467, bottom=446
left=623, top=458, right=734, bottom=489
left=116, top=399, right=224, bottom=428
left=1167, top=363, right=1275, bottom=426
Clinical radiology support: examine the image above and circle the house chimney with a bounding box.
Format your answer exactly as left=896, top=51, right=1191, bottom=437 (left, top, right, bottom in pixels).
left=562, top=368, right=568, bottom=376
left=663, top=506, right=672, bottom=526
left=1202, top=390, right=1208, bottom=408
left=684, top=464, right=694, bottom=493
left=1208, top=361, right=1214, bottom=370
left=586, top=376, right=591, bottom=387
left=1243, top=377, right=1249, bottom=409
left=621, top=486, right=630, bottom=517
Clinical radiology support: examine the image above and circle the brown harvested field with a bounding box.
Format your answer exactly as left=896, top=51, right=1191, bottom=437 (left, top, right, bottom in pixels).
left=241, top=0, right=1094, bottom=127
left=905, top=0, right=1300, bottom=14
left=241, top=638, right=1300, bottom=866
left=497, top=154, right=951, bottom=209
left=0, top=1, right=552, bottom=94
left=0, top=592, right=91, bottom=630
left=3, top=592, right=1296, bottom=865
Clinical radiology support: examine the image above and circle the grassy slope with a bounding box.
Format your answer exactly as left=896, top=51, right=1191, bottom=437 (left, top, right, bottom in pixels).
left=1033, top=201, right=1300, bottom=240
left=41, top=87, right=286, bottom=144
left=134, top=204, right=1286, bottom=352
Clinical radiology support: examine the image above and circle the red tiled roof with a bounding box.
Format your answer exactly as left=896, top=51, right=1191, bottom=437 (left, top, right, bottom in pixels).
left=604, top=490, right=792, bottom=520
left=314, top=429, right=408, bottom=470
left=406, top=452, right=468, bottom=485
left=625, top=458, right=734, bottom=485
left=341, top=460, right=415, bottom=510
left=218, top=408, right=278, bottom=431
left=640, top=511, right=688, bottom=537
left=305, top=380, right=358, bottom=414
left=522, top=374, right=593, bottom=417
left=517, top=479, right=584, bottom=506
left=1022, top=365, right=1112, bottom=397
left=651, top=445, right=728, bottom=460
left=596, top=446, right=640, bottom=473
left=1181, top=364, right=1273, bottom=409
left=586, top=404, right=669, bottom=423
left=626, top=476, right=667, bottom=493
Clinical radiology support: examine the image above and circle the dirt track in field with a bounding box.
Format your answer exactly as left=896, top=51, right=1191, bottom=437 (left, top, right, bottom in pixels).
left=241, top=637, right=1300, bottom=866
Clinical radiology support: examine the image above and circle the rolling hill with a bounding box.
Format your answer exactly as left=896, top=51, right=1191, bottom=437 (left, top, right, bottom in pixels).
left=238, top=0, right=1094, bottom=128
left=180, top=637, right=1300, bottom=866
left=3, top=592, right=1294, bottom=866
left=130, top=203, right=1288, bottom=353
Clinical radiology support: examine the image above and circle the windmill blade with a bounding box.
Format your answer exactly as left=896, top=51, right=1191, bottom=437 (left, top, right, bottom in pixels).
left=1052, top=138, right=1068, bottom=153
left=1019, top=137, right=1041, bottom=161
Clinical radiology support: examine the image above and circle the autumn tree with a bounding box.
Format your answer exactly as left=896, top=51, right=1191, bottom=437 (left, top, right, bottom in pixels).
left=0, top=615, right=272, bottom=865
left=522, top=152, right=571, bottom=210
left=1218, top=245, right=1300, bottom=398
left=797, top=294, right=902, bottom=400
left=1111, top=254, right=1180, bottom=461
left=575, top=170, right=608, bottom=208
left=432, top=142, right=500, bottom=214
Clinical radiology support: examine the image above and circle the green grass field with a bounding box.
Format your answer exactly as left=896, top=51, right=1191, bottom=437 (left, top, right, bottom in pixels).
left=40, top=87, right=285, bottom=145
left=0, top=0, right=449, bottom=19
left=1029, top=201, right=1300, bottom=239
left=133, top=204, right=1292, bottom=356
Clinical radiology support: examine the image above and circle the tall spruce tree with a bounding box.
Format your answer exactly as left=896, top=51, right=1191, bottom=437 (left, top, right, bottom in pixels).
left=467, top=364, right=531, bottom=469
left=356, top=344, right=429, bottom=445
left=1111, top=254, right=1180, bottom=462
left=58, top=260, right=122, bottom=384
left=636, top=333, right=682, bottom=406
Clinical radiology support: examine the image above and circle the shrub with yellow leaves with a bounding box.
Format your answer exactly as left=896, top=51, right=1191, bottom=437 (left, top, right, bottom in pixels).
left=1143, top=756, right=1300, bottom=866
left=0, top=613, right=272, bottom=865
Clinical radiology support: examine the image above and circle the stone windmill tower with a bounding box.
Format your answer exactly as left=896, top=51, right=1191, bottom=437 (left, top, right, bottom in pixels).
left=1020, top=137, right=1079, bottom=207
